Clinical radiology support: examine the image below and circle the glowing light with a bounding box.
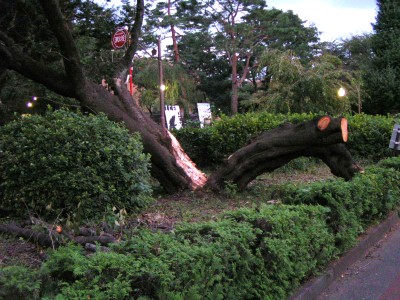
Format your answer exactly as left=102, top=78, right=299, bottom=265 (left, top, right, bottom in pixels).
left=32, top=96, right=38, bottom=101
left=338, top=87, right=346, bottom=97
left=27, top=102, right=33, bottom=108
left=160, top=84, right=166, bottom=91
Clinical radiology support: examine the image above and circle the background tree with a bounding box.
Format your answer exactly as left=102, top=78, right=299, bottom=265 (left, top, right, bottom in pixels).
left=145, top=0, right=184, bottom=63
left=172, top=1, right=319, bottom=115
left=178, top=31, right=232, bottom=114
left=133, top=57, right=204, bottom=115
left=328, top=34, right=374, bottom=113
left=244, top=49, right=355, bottom=115
left=364, top=0, right=400, bottom=114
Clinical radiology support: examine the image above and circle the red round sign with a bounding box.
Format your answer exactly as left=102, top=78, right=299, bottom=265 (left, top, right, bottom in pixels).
left=111, top=29, right=127, bottom=49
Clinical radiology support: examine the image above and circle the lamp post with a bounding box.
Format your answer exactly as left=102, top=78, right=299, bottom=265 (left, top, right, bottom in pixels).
left=157, top=36, right=166, bottom=130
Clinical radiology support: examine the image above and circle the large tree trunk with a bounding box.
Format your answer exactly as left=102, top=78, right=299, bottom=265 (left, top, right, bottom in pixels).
left=207, top=116, right=362, bottom=191
left=82, top=83, right=207, bottom=193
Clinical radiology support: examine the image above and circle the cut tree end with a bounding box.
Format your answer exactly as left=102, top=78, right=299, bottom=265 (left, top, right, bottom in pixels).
left=341, top=118, right=348, bottom=142
left=317, top=116, right=331, bottom=131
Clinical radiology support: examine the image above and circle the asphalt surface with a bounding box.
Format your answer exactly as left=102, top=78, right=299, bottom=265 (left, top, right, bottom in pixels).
left=318, top=222, right=400, bottom=300
left=290, top=211, right=400, bottom=300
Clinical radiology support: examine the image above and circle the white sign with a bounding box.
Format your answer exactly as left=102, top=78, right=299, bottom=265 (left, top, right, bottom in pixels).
left=165, top=105, right=182, bottom=130
left=197, top=103, right=212, bottom=128
left=389, top=124, right=400, bottom=151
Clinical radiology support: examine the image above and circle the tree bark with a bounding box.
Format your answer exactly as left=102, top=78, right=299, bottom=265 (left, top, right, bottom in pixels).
left=206, top=116, right=362, bottom=191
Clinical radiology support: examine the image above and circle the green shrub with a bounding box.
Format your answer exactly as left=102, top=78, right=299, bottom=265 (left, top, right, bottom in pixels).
left=223, top=205, right=335, bottom=299
left=352, top=166, right=400, bottom=219
left=40, top=242, right=168, bottom=299
left=0, top=110, right=153, bottom=221
left=173, top=127, right=215, bottom=166
left=279, top=179, right=363, bottom=251
left=2, top=143, right=399, bottom=299
left=0, top=265, right=41, bottom=300
left=346, top=113, right=394, bottom=161
left=18, top=205, right=334, bottom=300
left=175, top=112, right=316, bottom=166
left=377, top=156, right=400, bottom=170
left=175, top=112, right=394, bottom=167
left=276, top=166, right=400, bottom=252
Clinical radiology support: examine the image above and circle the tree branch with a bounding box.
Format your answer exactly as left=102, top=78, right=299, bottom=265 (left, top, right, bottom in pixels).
left=238, top=53, right=252, bottom=86
left=115, top=0, right=144, bottom=79
left=0, top=30, right=75, bottom=97
left=0, top=221, right=117, bottom=249
left=39, top=0, right=86, bottom=93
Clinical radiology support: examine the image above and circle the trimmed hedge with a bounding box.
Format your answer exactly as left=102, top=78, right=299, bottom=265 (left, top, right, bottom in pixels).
left=2, top=157, right=399, bottom=300
left=0, top=110, right=153, bottom=221
left=276, top=164, right=400, bottom=252
left=174, top=112, right=395, bottom=166
left=0, top=205, right=334, bottom=300
left=346, top=113, right=394, bottom=160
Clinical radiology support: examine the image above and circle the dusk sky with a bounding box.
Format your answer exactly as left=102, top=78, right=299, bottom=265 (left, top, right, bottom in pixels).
left=267, top=0, right=378, bottom=41
left=104, top=0, right=378, bottom=42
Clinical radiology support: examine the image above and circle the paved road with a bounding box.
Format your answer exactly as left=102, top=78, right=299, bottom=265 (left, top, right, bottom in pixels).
left=318, top=222, right=400, bottom=300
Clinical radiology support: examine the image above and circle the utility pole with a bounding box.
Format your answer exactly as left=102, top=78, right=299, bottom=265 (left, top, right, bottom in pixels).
left=158, top=36, right=166, bottom=130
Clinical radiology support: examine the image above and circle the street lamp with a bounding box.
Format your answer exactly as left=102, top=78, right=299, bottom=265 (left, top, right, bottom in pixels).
left=338, top=87, right=346, bottom=97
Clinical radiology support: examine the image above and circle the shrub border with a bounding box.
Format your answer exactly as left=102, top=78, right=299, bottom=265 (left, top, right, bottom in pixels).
left=290, top=210, right=400, bottom=299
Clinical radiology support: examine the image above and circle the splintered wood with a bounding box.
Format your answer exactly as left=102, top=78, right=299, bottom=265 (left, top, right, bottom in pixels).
left=341, top=118, right=348, bottom=142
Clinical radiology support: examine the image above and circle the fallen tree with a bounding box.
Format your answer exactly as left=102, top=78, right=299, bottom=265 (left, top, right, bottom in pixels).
left=207, top=116, right=363, bottom=191
left=0, top=0, right=362, bottom=193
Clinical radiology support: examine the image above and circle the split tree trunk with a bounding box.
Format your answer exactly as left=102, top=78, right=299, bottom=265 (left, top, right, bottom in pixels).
left=206, top=116, right=362, bottom=191
left=81, top=83, right=207, bottom=193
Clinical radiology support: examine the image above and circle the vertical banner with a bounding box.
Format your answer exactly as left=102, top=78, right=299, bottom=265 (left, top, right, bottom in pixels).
left=197, top=103, right=212, bottom=128
left=165, top=105, right=182, bottom=130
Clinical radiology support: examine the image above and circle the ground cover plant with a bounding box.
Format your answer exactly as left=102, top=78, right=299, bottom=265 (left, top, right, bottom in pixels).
left=0, top=112, right=399, bottom=299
